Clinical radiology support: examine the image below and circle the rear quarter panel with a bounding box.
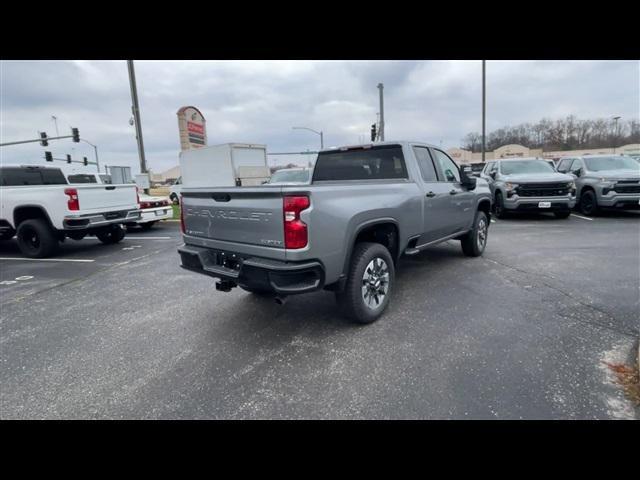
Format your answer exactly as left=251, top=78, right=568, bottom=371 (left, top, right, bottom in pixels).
left=283, top=181, right=424, bottom=285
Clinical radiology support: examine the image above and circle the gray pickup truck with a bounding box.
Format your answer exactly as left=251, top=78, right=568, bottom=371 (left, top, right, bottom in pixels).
left=555, top=154, right=640, bottom=215
left=480, top=158, right=576, bottom=219
left=178, top=141, right=492, bottom=323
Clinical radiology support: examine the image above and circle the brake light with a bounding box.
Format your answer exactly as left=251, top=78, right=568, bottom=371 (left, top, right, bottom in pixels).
left=64, top=188, right=80, bottom=211
left=283, top=195, right=310, bottom=249
left=180, top=194, right=185, bottom=234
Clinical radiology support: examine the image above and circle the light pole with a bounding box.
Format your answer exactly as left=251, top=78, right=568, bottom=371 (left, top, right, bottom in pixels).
left=80, top=139, right=100, bottom=172
left=127, top=60, right=148, bottom=174
left=612, top=116, right=621, bottom=153
left=482, top=60, right=486, bottom=163
left=51, top=116, right=60, bottom=136
left=292, top=126, right=323, bottom=150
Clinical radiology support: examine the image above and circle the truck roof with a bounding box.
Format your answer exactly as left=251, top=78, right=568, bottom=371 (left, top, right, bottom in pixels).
left=320, top=140, right=439, bottom=152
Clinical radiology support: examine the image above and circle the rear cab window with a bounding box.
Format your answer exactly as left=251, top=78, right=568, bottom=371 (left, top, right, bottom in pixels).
left=0, top=167, right=68, bottom=186
left=312, top=144, right=408, bottom=182
left=67, top=174, right=98, bottom=184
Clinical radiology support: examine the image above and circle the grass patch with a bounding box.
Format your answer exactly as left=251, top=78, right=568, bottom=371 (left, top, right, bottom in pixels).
left=604, top=361, right=640, bottom=406
left=172, top=204, right=181, bottom=220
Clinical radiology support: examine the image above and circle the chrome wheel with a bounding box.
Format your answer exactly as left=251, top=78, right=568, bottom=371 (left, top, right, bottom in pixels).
left=477, top=218, right=487, bottom=251
left=361, top=257, right=389, bottom=310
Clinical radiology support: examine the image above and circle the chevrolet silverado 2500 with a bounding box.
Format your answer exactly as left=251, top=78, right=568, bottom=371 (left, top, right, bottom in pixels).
left=178, top=141, right=492, bottom=323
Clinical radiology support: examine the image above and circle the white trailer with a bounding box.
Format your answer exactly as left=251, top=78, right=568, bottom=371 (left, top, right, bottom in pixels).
left=179, top=143, right=270, bottom=188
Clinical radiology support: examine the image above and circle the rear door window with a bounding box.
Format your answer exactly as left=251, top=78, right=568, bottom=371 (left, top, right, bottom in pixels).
left=412, top=146, right=439, bottom=182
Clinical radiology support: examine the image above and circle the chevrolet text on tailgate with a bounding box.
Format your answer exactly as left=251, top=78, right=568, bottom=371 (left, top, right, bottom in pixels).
left=178, top=141, right=492, bottom=323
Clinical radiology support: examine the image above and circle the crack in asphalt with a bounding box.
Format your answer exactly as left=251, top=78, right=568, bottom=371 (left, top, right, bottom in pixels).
left=483, top=256, right=639, bottom=339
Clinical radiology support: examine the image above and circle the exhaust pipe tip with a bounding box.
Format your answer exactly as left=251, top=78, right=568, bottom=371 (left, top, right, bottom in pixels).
left=274, top=295, right=288, bottom=306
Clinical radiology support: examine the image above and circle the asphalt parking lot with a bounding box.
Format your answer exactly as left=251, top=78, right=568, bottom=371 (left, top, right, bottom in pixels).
left=1, top=212, right=638, bottom=419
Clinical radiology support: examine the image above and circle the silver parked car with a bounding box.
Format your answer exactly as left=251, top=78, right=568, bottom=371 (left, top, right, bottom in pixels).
left=480, top=157, right=576, bottom=219
left=556, top=155, right=640, bottom=215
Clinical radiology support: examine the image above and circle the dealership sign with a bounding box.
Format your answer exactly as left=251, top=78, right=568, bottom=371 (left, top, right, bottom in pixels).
left=177, top=106, right=207, bottom=151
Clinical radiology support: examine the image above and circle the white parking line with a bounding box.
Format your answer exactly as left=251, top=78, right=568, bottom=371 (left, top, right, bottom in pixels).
left=0, top=257, right=95, bottom=263
left=124, top=236, right=172, bottom=240
left=570, top=214, right=594, bottom=221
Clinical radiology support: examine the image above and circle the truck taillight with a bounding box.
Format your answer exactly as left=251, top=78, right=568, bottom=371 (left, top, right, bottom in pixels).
left=283, top=195, right=310, bottom=249
left=64, top=188, right=80, bottom=211
left=180, top=194, right=185, bottom=234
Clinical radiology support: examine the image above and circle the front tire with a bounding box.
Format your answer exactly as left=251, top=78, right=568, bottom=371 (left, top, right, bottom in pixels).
left=16, top=218, right=59, bottom=258
left=96, top=225, right=126, bottom=244
left=579, top=190, right=598, bottom=216
left=494, top=191, right=507, bottom=219
left=336, top=242, right=395, bottom=324
left=461, top=210, right=489, bottom=257
left=170, top=193, right=179, bottom=205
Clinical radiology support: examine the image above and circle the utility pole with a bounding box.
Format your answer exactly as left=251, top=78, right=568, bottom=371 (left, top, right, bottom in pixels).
left=482, top=60, right=486, bottom=163
left=127, top=60, right=148, bottom=174
left=377, top=83, right=385, bottom=141
left=51, top=116, right=60, bottom=136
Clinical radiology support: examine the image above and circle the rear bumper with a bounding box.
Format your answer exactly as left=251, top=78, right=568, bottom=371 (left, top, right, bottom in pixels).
left=136, top=206, right=173, bottom=223
left=178, top=243, right=325, bottom=295
left=63, top=209, right=141, bottom=230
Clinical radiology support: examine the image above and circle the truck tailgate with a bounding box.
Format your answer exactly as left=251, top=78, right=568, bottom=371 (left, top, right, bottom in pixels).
left=75, top=184, right=137, bottom=213
left=182, top=187, right=285, bottom=247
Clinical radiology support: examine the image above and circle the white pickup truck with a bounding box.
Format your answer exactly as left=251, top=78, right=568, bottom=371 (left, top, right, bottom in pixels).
left=0, top=165, right=141, bottom=257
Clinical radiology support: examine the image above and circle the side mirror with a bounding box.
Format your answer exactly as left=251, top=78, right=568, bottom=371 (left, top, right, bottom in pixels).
left=571, top=168, right=582, bottom=177
left=489, top=171, right=496, bottom=179
left=460, top=166, right=477, bottom=190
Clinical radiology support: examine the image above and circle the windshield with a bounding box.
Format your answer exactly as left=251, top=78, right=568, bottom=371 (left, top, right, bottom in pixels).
left=584, top=156, right=640, bottom=172
left=500, top=160, right=555, bottom=175
left=269, top=169, right=310, bottom=183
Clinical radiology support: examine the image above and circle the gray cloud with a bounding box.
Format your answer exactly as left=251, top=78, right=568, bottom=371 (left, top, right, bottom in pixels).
left=1, top=60, right=638, bottom=175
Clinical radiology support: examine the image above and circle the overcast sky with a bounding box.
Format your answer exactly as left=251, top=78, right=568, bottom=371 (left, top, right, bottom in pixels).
left=1, top=60, right=638, bottom=175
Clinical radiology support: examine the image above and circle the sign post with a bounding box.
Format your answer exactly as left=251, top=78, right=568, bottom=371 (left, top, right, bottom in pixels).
left=177, top=106, right=207, bottom=151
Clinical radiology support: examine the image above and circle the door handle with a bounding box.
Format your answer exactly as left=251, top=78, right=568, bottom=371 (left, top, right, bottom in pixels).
left=449, top=189, right=458, bottom=195
left=426, top=191, right=436, bottom=198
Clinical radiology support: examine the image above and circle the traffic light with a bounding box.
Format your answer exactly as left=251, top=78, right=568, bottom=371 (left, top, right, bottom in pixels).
left=66, top=154, right=72, bottom=164
left=71, top=127, right=80, bottom=143
left=45, top=151, right=53, bottom=162
left=40, top=132, right=48, bottom=147
left=370, top=124, right=377, bottom=142
left=83, top=157, right=88, bottom=166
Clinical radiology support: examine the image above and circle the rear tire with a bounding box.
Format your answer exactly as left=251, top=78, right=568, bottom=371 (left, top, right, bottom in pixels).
left=336, top=242, right=395, bottom=324
left=579, top=190, right=598, bottom=216
left=554, top=210, right=571, bottom=219
left=461, top=210, right=489, bottom=257
left=96, top=225, right=126, bottom=244
left=16, top=218, right=59, bottom=258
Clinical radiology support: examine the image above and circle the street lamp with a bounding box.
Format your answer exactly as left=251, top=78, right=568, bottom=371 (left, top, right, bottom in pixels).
left=292, top=126, right=324, bottom=150
left=612, top=116, right=621, bottom=153
left=80, top=138, right=100, bottom=172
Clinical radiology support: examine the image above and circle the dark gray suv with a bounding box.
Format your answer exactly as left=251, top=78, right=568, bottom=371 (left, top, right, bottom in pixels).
left=480, top=157, right=576, bottom=219
left=556, top=155, right=640, bottom=215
